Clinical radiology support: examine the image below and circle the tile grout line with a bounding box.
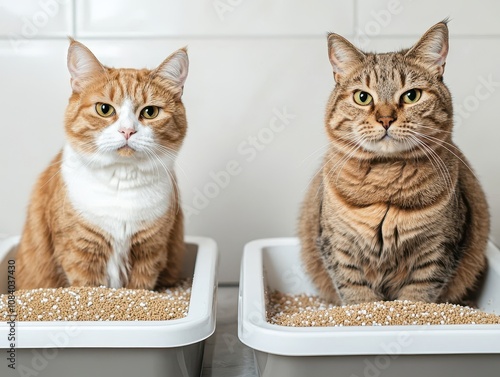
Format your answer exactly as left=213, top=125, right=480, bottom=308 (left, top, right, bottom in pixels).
left=353, top=0, right=358, bottom=36
left=71, top=0, right=77, bottom=37
left=0, top=34, right=499, bottom=41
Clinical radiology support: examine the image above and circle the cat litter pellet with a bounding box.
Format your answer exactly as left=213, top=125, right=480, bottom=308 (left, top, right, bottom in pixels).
left=0, top=280, right=191, bottom=321
left=267, top=291, right=500, bottom=327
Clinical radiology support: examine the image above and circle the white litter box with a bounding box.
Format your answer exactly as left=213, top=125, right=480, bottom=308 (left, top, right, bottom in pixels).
left=239, top=238, right=500, bottom=377
left=0, top=236, right=218, bottom=377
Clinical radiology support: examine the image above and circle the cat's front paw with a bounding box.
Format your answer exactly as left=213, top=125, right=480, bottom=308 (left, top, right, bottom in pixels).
left=339, top=286, right=383, bottom=305
left=396, top=289, right=440, bottom=303
left=69, top=277, right=108, bottom=288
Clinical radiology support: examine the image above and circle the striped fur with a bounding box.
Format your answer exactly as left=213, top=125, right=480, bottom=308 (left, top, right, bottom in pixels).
left=16, top=40, right=188, bottom=290
left=299, top=22, right=490, bottom=305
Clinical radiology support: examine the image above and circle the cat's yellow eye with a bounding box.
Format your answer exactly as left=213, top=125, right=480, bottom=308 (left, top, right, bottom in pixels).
left=95, top=103, right=115, bottom=117
left=353, top=90, right=373, bottom=106
left=401, top=89, right=422, bottom=104
left=141, top=106, right=160, bottom=119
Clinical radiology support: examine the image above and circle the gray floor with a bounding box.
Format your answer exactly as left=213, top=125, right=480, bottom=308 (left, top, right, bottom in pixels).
left=202, top=286, right=257, bottom=377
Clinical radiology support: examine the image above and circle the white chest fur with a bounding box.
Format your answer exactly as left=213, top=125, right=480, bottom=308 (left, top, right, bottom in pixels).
left=61, top=145, right=174, bottom=288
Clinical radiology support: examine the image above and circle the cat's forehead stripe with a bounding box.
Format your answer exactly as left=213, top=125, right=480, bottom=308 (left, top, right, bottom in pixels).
left=108, top=85, right=116, bottom=103
left=398, top=69, right=406, bottom=88
left=100, top=71, right=155, bottom=108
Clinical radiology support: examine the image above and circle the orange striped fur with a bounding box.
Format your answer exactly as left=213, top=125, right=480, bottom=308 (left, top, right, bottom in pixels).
left=299, top=22, right=490, bottom=305
left=17, top=40, right=188, bottom=290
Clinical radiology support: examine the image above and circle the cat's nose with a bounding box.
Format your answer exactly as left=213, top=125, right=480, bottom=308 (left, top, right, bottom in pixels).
left=119, top=128, right=137, bottom=140
left=377, top=116, right=396, bottom=130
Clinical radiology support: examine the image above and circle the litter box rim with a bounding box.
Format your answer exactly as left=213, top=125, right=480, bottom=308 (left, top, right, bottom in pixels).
left=0, top=235, right=218, bottom=348
left=238, top=237, right=500, bottom=356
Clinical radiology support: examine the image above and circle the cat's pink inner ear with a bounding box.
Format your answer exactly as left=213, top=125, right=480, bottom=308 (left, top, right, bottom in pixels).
left=327, top=33, right=364, bottom=82
left=405, top=22, right=449, bottom=76
left=67, top=40, right=105, bottom=93
left=155, top=48, right=189, bottom=93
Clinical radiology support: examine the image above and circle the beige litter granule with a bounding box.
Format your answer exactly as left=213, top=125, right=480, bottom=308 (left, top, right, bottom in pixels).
left=0, top=280, right=191, bottom=321
left=267, top=291, right=500, bottom=327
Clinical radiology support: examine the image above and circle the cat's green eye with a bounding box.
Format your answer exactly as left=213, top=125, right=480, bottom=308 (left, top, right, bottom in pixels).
left=353, top=90, right=373, bottom=106
left=141, top=106, right=160, bottom=119
left=95, top=103, right=115, bottom=117
left=401, top=89, right=422, bottom=104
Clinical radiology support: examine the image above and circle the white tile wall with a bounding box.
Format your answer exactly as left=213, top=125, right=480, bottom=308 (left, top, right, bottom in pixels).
left=75, top=0, right=352, bottom=37
left=357, top=0, right=500, bottom=36
left=0, top=0, right=73, bottom=38
left=0, top=39, right=70, bottom=247
left=0, top=1, right=498, bottom=282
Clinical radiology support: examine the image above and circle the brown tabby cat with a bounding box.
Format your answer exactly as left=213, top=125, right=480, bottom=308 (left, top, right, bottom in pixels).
left=299, top=21, right=490, bottom=305
left=16, top=40, right=188, bottom=290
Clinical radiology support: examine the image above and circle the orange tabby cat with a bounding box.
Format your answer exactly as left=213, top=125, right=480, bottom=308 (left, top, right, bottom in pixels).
left=299, top=21, right=490, bottom=305
left=16, top=40, right=188, bottom=290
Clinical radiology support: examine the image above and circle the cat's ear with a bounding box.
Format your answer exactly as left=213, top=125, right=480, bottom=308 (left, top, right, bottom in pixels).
left=327, top=33, right=365, bottom=83
left=405, top=21, right=449, bottom=77
left=67, top=39, right=106, bottom=93
left=154, top=47, right=189, bottom=98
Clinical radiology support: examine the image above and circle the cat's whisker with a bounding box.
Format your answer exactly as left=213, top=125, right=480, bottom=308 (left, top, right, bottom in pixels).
left=41, top=141, right=98, bottom=169
left=153, top=144, right=187, bottom=178
left=39, top=167, right=62, bottom=189
left=144, top=147, right=182, bottom=215
left=83, top=150, right=106, bottom=169
left=408, top=135, right=460, bottom=208
left=320, top=136, right=363, bottom=188
left=405, top=138, right=420, bottom=164
left=42, top=159, right=67, bottom=169
left=411, top=130, right=459, bottom=151
left=40, top=145, right=105, bottom=189
left=153, top=148, right=178, bottom=161
left=414, top=124, right=453, bottom=135
left=144, top=147, right=171, bottom=181
left=410, top=133, right=477, bottom=195
left=410, top=131, right=479, bottom=181
left=308, top=152, right=336, bottom=198
left=42, top=154, right=94, bottom=190
left=142, top=149, right=161, bottom=181
left=143, top=147, right=171, bottom=186
left=420, top=138, right=459, bottom=208
left=306, top=144, right=349, bottom=197
left=408, top=135, right=455, bottom=201
left=152, top=143, right=179, bottom=155
left=323, top=138, right=363, bottom=183
left=334, top=138, right=364, bottom=186
left=310, top=137, right=362, bottom=199
left=409, top=135, right=452, bottom=188
left=128, top=140, right=186, bottom=178
left=299, top=142, right=331, bottom=167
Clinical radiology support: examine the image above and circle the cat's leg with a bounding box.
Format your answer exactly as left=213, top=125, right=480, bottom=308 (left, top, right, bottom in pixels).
left=439, top=168, right=489, bottom=304
left=396, top=282, right=444, bottom=303
left=17, top=231, right=64, bottom=289
left=321, top=236, right=382, bottom=304
left=440, top=253, right=486, bottom=305
left=330, top=262, right=382, bottom=304
left=54, top=223, right=111, bottom=287
left=17, top=157, right=69, bottom=289
left=155, top=210, right=184, bottom=289
left=305, top=239, right=341, bottom=304
left=395, top=244, right=455, bottom=302
left=126, top=243, right=165, bottom=290
left=127, top=198, right=184, bottom=290
left=299, top=174, right=340, bottom=304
